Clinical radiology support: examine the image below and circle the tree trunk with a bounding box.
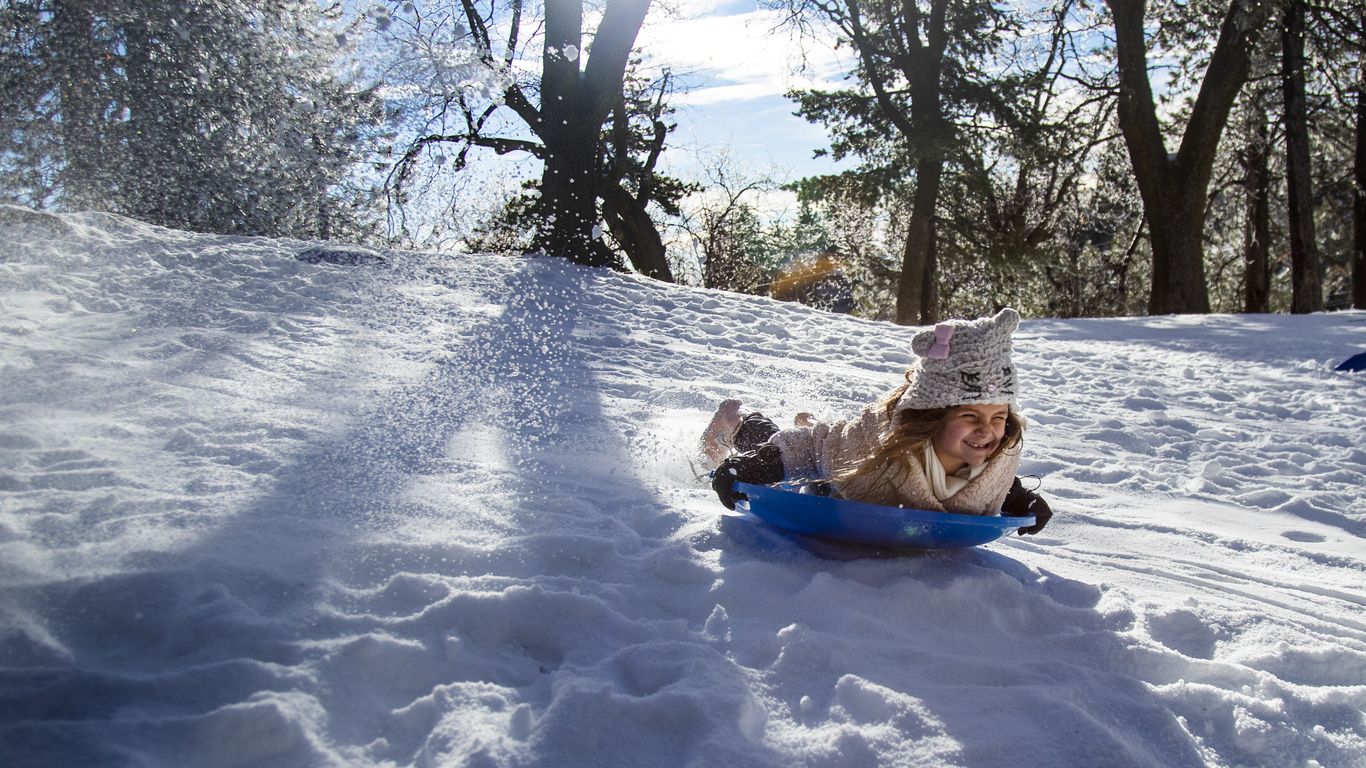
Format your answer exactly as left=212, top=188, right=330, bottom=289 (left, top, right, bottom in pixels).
left=534, top=0, right=607, bottom=266
left=1243, top=96, right=1271, bottom=313
left=887, top=1, right=949, bottom=325
left=1282, top=0, right=1322, bottom=314
left=1107, top=0, right=1265, bottom=315
left=897, top=158, right=943, bottom=325
left=923, top=214, right=939, bottom=323
left=601, top=183, right=673, bottom=281
left=531, top=0, right=650, bottom=269
left=52, top=0, right=103, bottom=209
left=600, top=95, right=673, bottom=281
left=1146, top=193, right=1211, bottom=313
left=1356, top=50, right=1366, bottom=310
left=534, top=124, right=617, bottom=267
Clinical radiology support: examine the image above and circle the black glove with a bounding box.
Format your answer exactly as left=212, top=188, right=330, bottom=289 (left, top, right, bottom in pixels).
left=711, top=443, right=785, bottom=510
left=1003, top=477, right=1053, bottom=536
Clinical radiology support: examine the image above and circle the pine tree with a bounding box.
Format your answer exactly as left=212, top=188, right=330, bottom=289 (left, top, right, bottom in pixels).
left=784, top=1, right=1108, bottom=322
left=1, top=0, right=381, bottom=238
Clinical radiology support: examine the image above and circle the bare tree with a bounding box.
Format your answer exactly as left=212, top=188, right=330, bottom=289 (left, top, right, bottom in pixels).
left=381, top=0, right=675, bottom=279
left=676, top=152, right=780, bottom=294
left=3, top=0, right=376, bottom=237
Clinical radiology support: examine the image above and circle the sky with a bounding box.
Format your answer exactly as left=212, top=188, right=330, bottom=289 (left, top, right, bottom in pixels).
left=633, top=0, right=855, bottom=183
left=3, top=205, right=1364, bottom=766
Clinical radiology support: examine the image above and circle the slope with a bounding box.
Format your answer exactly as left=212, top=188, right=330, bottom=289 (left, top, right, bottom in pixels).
left=1, top=207, right=1363, bottom=767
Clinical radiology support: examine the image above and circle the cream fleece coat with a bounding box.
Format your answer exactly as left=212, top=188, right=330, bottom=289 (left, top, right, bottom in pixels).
left=768, top=400, right=1021, bottom=515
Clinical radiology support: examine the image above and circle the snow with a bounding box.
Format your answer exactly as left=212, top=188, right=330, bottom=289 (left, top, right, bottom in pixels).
left=1, top=206, right=1364, bottom=767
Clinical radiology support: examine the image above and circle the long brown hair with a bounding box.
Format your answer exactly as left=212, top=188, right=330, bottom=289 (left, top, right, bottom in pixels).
left=832, top=381, right=1025, bottom=489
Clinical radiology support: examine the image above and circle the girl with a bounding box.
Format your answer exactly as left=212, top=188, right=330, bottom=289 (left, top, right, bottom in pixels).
left=700, top=308, right=1051, bottom=534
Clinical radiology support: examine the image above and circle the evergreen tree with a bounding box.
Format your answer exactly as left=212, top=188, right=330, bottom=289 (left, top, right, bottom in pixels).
left=1238, top=85, right=1275, bottom=313
left=781, top=0, right=1015, bottom=324
left=785, top=1, right=1108, bottom=322
left=1298, top=0, right=1365, bottom=310
left=1, top=1, right=382, bottom=239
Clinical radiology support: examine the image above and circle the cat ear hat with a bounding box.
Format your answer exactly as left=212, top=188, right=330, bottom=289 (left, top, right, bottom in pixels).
left=898, top=308, right=1019, bottom=411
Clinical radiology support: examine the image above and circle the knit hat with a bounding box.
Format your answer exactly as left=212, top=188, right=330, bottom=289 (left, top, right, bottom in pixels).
left=898, top=308, right=1019, bottom=411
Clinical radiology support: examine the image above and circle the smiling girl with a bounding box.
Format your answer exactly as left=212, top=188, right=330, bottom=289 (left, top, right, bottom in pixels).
left=701, top=308, right=1052, bottom=535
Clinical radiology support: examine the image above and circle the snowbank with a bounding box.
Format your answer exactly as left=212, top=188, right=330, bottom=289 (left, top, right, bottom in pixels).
left=1, top=207, right=1364, bottom=767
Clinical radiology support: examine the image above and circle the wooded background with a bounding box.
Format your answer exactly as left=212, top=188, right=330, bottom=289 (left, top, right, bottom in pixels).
left=4, top=0, right=1364, bottom=322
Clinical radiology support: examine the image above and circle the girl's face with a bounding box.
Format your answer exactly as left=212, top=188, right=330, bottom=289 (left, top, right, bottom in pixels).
left=932, top=404, right=1010, bottom=473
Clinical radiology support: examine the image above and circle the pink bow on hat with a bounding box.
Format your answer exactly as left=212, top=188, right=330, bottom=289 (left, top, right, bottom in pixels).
left=927, top=324, right=954, bottom=360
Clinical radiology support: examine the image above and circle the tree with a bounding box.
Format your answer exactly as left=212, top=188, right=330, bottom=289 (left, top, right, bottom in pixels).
left=1281, top=0, right=1323, bottom=312
left=1357, top=51, right=1366, bottom=309
left=49, top=0, right=109, bottom=210
left=945, top=4, right=1119, bottom=316
left=598, top=65, right=692, bottom=278
left=1240, top=88, right=1273, bottom=313
left=1105, top=0, right=1274, bottom=315
left=1313, top=0, right=1366, bottom=310
left=378, top=0, right=678, bottom=279
left=783, top=0, right=1006, bottom=324
left=1, top=0, right=380, bottom=238
left=675, top=152, right=782, bottom=294
left=1039, top=139, right=1148, bottom=318
left=786, top=1, right=1113, bottom=323
left=533, top=0, right=651, bottom=268
left=1312, top=0, right=1366, bottom=311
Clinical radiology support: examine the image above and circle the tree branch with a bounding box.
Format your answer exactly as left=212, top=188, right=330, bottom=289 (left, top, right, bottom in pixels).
left=581, top=0, right=652, bottom=125
left=1107, top=0, right=1170, bottom=198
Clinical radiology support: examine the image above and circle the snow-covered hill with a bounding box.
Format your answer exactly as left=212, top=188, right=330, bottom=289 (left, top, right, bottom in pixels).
left=1, top=207, right=1364, bottom=767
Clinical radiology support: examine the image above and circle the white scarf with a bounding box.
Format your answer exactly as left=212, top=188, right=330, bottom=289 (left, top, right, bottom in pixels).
left=921, top=441, right=985, bottom=501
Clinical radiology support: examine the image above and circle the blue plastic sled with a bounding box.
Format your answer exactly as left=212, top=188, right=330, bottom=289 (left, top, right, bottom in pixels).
left=1337, top=351, right=1366, bottom=372
left=733, top=481, right=1033, bottom=549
